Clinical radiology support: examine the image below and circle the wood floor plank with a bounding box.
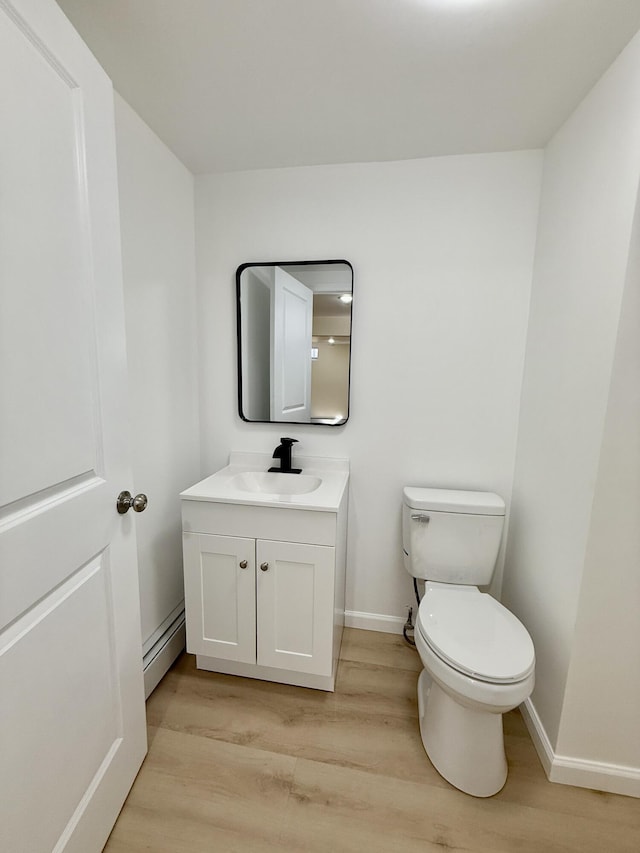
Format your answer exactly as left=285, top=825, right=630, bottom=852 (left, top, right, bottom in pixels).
left=146, top=653, right=441, bottom=784
left=281, top=756, right=640, bottom=853
left=105, top=628, right=640, bottom=851
left=339, top=627, right=423, bottom=672
left=104, top=727, right=296, bottom=852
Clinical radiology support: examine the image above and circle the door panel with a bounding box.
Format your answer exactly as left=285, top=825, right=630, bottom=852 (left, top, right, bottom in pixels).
left=0, top=4, right=98, bottom=507
left=1, top=555, right=122, bottom=852
left=183, top=532, right=256, bottom=663
left=0, top=2, right=146, bottom=851
left=257, top=540, right=334, bottom=675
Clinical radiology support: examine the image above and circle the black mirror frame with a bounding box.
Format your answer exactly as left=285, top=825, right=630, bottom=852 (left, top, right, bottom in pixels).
left=236, top=259, right=353, bottom=426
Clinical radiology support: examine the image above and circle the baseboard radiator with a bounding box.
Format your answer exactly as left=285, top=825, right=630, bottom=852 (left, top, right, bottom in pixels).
left=142, top=607, right=186, bottom=699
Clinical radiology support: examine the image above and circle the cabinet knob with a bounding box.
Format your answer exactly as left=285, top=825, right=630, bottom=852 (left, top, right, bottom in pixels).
left=239, top=560, right=248, bottom=569
left=260, top=562, right=269, bottom=572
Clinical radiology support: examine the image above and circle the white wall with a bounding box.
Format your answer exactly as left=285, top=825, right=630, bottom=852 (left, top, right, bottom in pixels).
left=114, top=94, right=201, bottom=654
left=503, top=29, right=640, bottom=775
left=556, top=197, right=640, bottom=778
left=195, top=152, right=542, bottom=625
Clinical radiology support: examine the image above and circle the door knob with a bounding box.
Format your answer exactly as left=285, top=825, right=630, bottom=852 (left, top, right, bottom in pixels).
left=239, top=560, right=248, bottom=569
left=260, top=562, right=269, bottom=572
left=117, top=491, right=148, bottom=514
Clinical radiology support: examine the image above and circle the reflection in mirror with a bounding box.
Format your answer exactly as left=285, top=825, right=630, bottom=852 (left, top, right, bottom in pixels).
left=237, top=260, right=353, bottom=425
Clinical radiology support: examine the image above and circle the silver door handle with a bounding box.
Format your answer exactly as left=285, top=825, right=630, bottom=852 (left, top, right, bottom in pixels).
left=411, top=514, right=430, bottom=524
left=117, top=491, right=148, bottom=514
left=239, top=560, right=248, bottom=569
left=260, top=562, right=269, bottom=572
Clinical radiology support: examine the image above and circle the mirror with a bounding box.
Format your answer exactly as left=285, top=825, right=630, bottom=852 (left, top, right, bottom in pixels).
left=236, top=260, right=353, bottom=425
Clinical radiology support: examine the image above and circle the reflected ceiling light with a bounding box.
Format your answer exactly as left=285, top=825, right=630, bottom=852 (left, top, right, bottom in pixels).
left=327, top=337, right=336, bottom=345
left=339, top=294, right=352, bottom=303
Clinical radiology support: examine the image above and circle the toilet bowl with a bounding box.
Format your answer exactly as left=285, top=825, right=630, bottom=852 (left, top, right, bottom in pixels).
left=414, top=582, right=534, bottom=796
left=402, top=486, right=535, bottom=797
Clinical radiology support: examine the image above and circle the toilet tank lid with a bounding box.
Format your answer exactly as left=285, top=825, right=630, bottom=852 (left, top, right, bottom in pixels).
left=403, top=487, right=505, bottom=515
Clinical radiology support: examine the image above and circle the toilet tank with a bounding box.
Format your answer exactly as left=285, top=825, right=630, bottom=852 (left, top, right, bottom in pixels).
left=402, top=487, right=505, bottom=585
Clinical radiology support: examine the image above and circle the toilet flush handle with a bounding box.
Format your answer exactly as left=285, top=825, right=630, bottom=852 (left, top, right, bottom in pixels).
left=411, top=514, right=430, bottom=524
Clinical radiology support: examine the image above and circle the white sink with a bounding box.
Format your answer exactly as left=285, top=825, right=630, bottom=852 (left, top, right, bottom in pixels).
left=229, top=471, right=322, bottom=495
left=180, top=452, right=349, bottom=511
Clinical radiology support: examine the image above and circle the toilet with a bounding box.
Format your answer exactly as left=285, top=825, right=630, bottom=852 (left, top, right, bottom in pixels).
left=402, top=486, right=535, bottom=797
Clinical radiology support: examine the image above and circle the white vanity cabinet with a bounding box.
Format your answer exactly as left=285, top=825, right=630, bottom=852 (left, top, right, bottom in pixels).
left=180, top=454, right=349, bottom=691
left=183, top=532, right=335, bottom=673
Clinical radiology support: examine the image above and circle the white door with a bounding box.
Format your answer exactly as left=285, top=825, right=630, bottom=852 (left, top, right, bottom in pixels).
left=183, top=532, right=256, bottom=664
left=270, top=267, right=313, bottom=422
left=256, top=540, right=335, bottom=676
left=0, top=2, right=146, bottom=851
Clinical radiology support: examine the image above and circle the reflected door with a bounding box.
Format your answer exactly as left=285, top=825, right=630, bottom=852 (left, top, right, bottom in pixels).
left=270, top=267, right=313, bottom=422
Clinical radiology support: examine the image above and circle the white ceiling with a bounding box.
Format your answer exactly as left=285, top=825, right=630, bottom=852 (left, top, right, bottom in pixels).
left=56, top=0, right=640, bottom=175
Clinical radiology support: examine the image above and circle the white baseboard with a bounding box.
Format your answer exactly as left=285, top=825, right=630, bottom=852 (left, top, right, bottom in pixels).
left=520, top=697, right=554, bottom=776
left=344, top=610, right=405, bottom=634
left=550, top=754, right=640, bottom=798
left=521, top=697, right=640, bottom=798
left=143, top=612, right=185, bottom=699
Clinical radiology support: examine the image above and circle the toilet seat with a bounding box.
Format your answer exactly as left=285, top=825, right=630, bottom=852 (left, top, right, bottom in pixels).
left=417, top=583, right=535, bottom=684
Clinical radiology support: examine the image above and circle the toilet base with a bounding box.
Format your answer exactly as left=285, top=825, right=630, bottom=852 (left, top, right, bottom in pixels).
left=417, top=669, right=507, bottom=797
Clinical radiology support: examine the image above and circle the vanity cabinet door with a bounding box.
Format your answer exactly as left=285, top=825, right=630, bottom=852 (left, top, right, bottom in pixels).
left=256, top=540, right=335, bottom=676
left=183, top=532, right=256, bottom=664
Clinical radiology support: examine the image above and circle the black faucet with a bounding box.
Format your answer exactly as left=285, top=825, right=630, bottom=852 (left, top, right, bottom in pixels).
left=268, top=437, right=302, bottom=474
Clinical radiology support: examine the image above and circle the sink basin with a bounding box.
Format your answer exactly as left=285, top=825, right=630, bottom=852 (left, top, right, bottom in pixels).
left=180, top=452, right=348, bottom=511
left=229, top=471, right=322, bottom=496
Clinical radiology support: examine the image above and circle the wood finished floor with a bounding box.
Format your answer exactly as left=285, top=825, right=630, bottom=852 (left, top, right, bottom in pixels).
left=104, top=629, right=640, bottom=852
